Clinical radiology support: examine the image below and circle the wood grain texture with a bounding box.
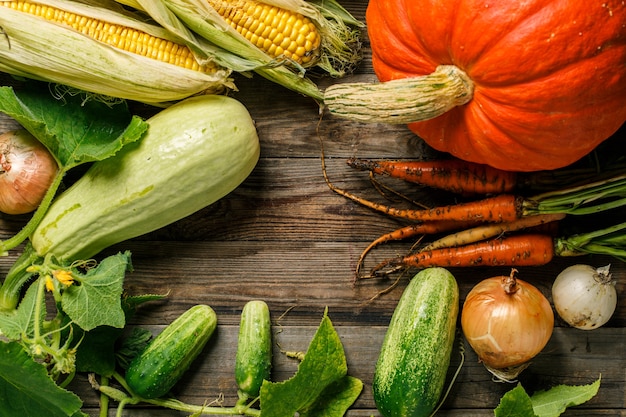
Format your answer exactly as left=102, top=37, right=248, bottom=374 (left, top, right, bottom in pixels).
left=0, top=0, right=625, bottom=415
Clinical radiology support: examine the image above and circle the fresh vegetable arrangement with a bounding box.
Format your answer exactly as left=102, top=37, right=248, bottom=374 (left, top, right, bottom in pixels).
left=0, top=0, right=363, bottom=104
left=0, top=0, right=622, bottom=413
left=324, top=0, right=626, bottom=172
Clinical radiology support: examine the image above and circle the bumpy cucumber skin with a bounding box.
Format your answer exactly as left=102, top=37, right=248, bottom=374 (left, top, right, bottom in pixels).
left=373, top=267, right=459, bottom=417
left=31, top=95, right=260, bottom=261
left=125, top=304, right=217, bottom=399
left=235, top=300, right=272, bottom=399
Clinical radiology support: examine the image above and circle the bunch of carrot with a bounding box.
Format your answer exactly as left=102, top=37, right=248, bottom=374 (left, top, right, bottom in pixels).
left=322, top=156, right=626, bottom=279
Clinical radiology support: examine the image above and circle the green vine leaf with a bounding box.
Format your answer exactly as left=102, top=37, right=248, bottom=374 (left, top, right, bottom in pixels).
left=0, top=341, right=87, bottom=417
left=61, top=252, right=131, bottom=331
left=259, top=309, right=362, bottom=417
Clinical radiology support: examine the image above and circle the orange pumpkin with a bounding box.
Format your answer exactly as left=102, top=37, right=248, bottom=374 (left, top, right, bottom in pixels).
left=325, top=1, right=626, bottom=172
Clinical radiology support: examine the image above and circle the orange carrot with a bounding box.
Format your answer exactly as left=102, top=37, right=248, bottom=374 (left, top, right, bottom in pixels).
left=371, top=234, right=555, bottom=275
left=329, top=179, right=523, bottom=222
left=355, top=219, right=478, bottom=277
left=347, top=157, right=518, bottom=195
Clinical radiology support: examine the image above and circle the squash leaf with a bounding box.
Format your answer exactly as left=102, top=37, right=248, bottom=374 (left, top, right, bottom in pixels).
left=72, top=324, right=121, bottom=377
left=61, top=251, right=132, bottom=331
left=259, top=309, right=362, bottom=417
left=495, top=377, right=601, bottom=417
left=74, top=293, right=165, bottom=376
left=0, top=82, right=147, bottom=169
left=0, top=341, right=87, bottom=417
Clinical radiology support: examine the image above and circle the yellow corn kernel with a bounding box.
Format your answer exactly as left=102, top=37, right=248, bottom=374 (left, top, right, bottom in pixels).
left=0, top=0, right=217, bottom=73
left=208, top=0, right=321, bottom=67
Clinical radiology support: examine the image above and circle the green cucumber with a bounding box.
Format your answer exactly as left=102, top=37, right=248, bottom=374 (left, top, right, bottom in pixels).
left=30, top=94, right=260, bottom=262
left=125, top=304, right=217, bottom=399
left=373, top=267, right=459, bottom=417
left=235, top=300, right=272, bottom=399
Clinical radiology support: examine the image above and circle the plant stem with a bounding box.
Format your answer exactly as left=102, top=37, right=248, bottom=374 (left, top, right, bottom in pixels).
left=99, top=376, right=110, bottom=417
left=109, top=372, right=261, bottom=416
left=324, top=65, right=474, bottom=124
left=525, top=173, right=626, bottom=215
left=142, top=397, right=262, bottom=416
left=555, top=221, right=626, bottom=260
left=33, top=276, right=45, bottom=341
left=0, top=169, right=65, bottom=253
left=0, top=243, right=42, bottom=311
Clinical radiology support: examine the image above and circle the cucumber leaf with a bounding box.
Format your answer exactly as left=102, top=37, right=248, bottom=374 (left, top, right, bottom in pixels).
left=495, top=384, right=538, bottom=417
left=299, top=375, right=364, bottom=417
left=530, top=377, right=601, bottom=417
left=0, top=82, right=147, bottom=169
left=61, top=251, right=132, bottom=331
left=0, top=341, right=86, bottom=417
left=259, top=309, right=363, bottom=417
left=495, top=377, right=602, bottom=417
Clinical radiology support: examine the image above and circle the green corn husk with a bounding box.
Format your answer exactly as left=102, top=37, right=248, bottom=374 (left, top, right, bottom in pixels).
left=0, top=0, right=234, bottom=106
left=113, top=0, right=364, bottom=101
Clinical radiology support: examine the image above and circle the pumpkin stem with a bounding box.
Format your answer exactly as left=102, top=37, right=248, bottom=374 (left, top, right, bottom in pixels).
left=323, top=64, right=474, bottom=124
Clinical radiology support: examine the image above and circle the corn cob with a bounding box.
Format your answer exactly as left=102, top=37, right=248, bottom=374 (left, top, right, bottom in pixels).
left=0, top=0, right=232, bottom=105
left=208, top=0, right=321, bottom=67
left=113, top=0, right=363, bottom=100
left=1, top=0, right=214, bottom=73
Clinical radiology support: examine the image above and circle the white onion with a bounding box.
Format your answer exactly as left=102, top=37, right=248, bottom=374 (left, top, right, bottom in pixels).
left=552, top=264, right=617, bottom=330
left=0, top=130, right=57, bottom=215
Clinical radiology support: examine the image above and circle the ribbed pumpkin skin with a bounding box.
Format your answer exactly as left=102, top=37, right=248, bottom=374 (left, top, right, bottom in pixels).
left=366, top=0, right=626, bottom=172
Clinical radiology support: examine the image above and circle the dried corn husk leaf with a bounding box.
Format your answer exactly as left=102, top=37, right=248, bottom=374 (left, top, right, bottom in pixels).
left=0, top=0, right=234, bottom=105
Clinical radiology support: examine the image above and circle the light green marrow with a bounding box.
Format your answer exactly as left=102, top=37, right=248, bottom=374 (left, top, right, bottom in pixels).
left=30, top=95, right=260, bottom=261
left=125, top=304, right=217, bottom=399
left=373, top=267, right=459, bottom=417
left=235, top=300, right=272, bottom=399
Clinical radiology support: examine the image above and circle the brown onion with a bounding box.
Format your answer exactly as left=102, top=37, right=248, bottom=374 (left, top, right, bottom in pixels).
left=0, top=130, right=58, bottom=215
left=461, top=269, right=554, bottom=381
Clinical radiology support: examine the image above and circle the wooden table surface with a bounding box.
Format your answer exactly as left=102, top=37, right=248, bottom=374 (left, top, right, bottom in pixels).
left=1, top=2, right=625, bottom=416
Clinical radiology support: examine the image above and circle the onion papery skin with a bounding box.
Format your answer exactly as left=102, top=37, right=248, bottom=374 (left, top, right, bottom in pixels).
left=461, top=273, right=554, bottom=373
left=0, top=130, right=58, bottom=215
left=552, top=264, right=617, bottom=330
